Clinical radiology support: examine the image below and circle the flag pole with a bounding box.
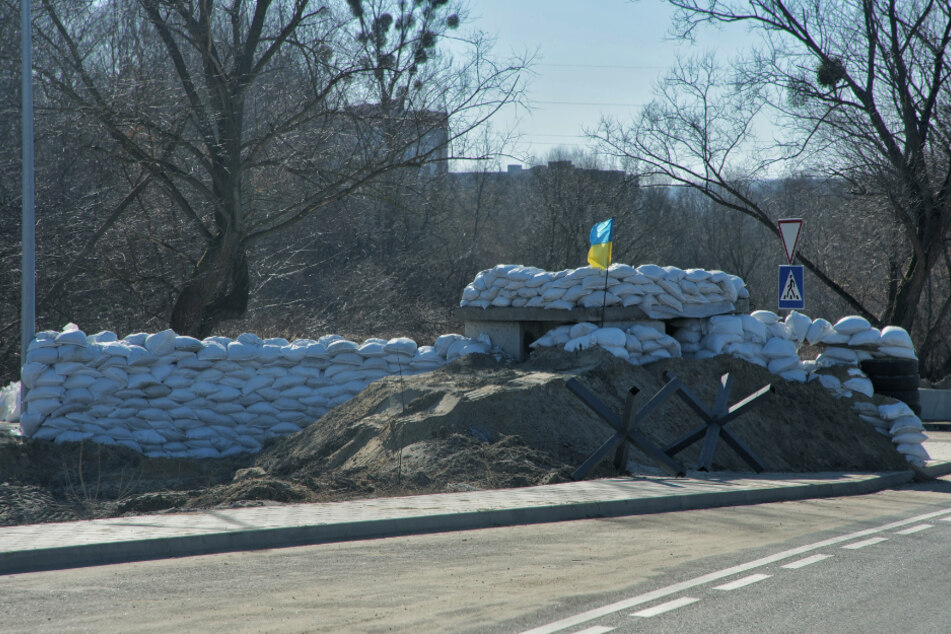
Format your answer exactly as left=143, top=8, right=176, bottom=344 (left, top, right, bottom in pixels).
left=598, top=216, right=614, bottom=328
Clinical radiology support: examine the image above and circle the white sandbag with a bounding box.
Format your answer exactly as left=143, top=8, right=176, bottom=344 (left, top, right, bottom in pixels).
left=739, top=314, right=767, bottom=343
left=707, top=315, right=744, bottom=337
left=833, top=315, right=871, bottom=335
left=636, top=264, right=665, bottom=281
left=611, top=283, right=641, bottom=297
left=25, top=346, right=58, bottom=365
left=761, top=337, right=798, bottom=359
left=896, top=443, right=930, bottom=460
left=784, top=311, right=812, bottom=342
left=879, top=401, right=916, bottom=421
left=581, top=291, right=621, bottom=308
left=767, top=356, right=800, bottom=375
left=848, top=328, right=881, bottom=347
left=435, top=334, right=464, bottom=357
left=657, top=279, right=686, bottom=302
left=751, top=310, right=779, bottom=325
left=55, top=328, right=88, bottom=346
left=876, top=346, right=918, bottom=360
left=780, top=369, right=808, bottom=383
left=628, top=324, right=664, bottom=341
left=624, top=334, right=644, bottom=353
left=242, top=374, right=274, bottom=395
left=55, top=430, right=95, bottom=444
left=561, top=284, right=589, bottom=302
left=384, top=337, right=418, bottom=357
left=646, top=293, right=679, bottom=315
left=63, top=388, right=94, bottom=404
left=565, top=335, right=594, bottom=353
left=879, top=326, right=914, bottom=349
left=569, top=323, right=599, bottom=339
left=819, top=347, right=859, bottom=364
left=227, top=341, right=260, bottom=361
left=541, top=286, right=567, bottom=302
left=271, top=374, right=305, bottom=391
left=892, top=431, right=927, bottom=445
left=805, top=318, right=834, bottom=345
left=357, top=341, right=386, bottom=358
left=842, top=377, right=875, bottom=398
left=198, top=341, right=228, bottom=360
left=63, top=374, right=97, bottom=390
left=766, top=322, right=791, bottom=340
left=701, top=332, right=742, bottom=355
left=592, top=328, right=627, bottom=348
left=889, top=415, right=925, bottom=435
left=816, top=374, right=842, bottom=391
left=595, top=345, right=628, bottom=360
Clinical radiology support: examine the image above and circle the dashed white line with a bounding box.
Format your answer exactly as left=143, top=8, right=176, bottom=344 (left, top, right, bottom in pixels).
left=521, top=506, right=951, bottom=634
left=572, top=627, right=614, bottom=634
left=895, top=524, right=934, bottom=535
left=782, top=553, right=832, bottom=569
left=842, top=537, right=888, bottom=550
left=631, top=597, right=700, bottom=618
left=713, top=573, right=771, bottom=591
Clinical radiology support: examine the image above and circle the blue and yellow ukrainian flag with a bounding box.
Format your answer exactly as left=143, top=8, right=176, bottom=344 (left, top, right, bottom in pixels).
left=587, top=217, right=614, bottom=269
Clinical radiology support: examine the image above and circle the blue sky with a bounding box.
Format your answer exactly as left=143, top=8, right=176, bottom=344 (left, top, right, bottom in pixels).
left=461, top=0, right=753, bottom=167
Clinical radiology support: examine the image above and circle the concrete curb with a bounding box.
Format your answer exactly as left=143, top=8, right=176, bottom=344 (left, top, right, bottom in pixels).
left=0, top=470, right=915, bottom=576
left=912, top=460, right=951, bottom=481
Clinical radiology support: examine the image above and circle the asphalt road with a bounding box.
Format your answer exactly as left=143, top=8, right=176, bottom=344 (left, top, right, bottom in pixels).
left=2, top=478, right=950, bottom=633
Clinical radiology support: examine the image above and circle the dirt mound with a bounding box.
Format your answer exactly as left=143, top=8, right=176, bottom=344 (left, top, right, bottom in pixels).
left=1, top=348, right=910, bottom=526
left=256, top=348, right=908, bottom=486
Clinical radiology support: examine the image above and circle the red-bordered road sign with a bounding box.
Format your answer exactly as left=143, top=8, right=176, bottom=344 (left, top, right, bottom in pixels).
left=778, top=218, right=803, bottom=264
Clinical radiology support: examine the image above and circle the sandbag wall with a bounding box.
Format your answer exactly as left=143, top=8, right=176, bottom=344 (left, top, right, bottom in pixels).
left=18, top=326, right=490, bottom=459
left=460, top=263, right=748, bottom=319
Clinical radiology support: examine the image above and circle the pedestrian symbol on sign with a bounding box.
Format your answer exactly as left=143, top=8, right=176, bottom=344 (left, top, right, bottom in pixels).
left=778, top=264, right=804, bottom=310
left=781, top=270, right=802, bottom=302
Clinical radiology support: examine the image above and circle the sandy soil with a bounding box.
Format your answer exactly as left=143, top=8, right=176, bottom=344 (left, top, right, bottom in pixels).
left=0, top=348, right=910, bottom=526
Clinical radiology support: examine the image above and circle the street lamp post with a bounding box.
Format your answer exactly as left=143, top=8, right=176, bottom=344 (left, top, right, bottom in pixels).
left=21, top=0, right=35, bottom=377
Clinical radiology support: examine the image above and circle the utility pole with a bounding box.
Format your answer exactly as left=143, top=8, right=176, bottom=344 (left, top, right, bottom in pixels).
left=21, top=0, right=35, bottom=374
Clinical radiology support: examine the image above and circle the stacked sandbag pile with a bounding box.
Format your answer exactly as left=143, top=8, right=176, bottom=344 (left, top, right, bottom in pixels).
left=529, top=322, right=681, bottom=365
left=671, top=311, right=807, bottom=382
left=460, top=263, right=748, bottom=319
left=851, top=401, right=930, bottom=465
left=18, top=324, right=491, bottom=458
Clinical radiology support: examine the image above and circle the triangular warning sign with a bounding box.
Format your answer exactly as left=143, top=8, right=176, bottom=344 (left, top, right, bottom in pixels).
left=778, top=218, right=803, bottom=264
left=781, top=270, right=802, bottom=302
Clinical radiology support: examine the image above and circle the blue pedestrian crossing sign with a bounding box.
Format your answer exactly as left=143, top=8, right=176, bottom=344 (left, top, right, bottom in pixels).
left=778, top=265, right=804, bottom=310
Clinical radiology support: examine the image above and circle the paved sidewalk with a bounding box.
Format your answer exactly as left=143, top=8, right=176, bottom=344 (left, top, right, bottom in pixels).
left=2, top=431, right=949, bottom=577
left=0, top=469, right=926, bottom=576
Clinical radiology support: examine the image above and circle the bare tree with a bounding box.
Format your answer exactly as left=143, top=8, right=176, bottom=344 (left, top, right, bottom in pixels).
left=35, top=0, right=525, bottom=337
left=596, top=0, right=951, bottom=376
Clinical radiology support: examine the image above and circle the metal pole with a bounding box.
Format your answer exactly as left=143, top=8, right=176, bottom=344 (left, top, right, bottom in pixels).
left=21, top=0, right=36, bottom=372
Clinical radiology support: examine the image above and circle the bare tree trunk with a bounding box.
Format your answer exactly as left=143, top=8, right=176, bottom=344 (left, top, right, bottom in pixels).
left=170, top=230, right=248, bottom=337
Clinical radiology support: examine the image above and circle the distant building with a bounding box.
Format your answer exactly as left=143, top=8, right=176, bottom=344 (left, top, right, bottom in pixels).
left=335, top=104, right=449, bottom=177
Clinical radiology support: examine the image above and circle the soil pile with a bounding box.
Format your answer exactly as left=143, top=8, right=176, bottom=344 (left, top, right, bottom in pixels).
left=1, top=348, right=910, bottom=526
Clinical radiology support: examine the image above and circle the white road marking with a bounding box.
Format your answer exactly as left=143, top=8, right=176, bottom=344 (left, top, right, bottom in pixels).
left=631, top=597, right=700, bottom=618
left=940, top=516, right=951, bottom=522
left=520, top=506, right=951, bottom=634
left=713, top=573, right=771, bottom=591
left=842, top=537, right=888, bottom=550
left=895, top=524, right=933, bottom=535
left=782, top=554, right=831, bottom=569
left=573, top=627, right=614, bottom=634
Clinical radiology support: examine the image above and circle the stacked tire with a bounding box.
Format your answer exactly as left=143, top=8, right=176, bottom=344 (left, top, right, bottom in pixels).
left=860, top=358, right=921, bottom=415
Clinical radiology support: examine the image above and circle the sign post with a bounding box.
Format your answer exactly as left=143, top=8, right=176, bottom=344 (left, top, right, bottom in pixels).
left=777, top=219, right=804, bottom=310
